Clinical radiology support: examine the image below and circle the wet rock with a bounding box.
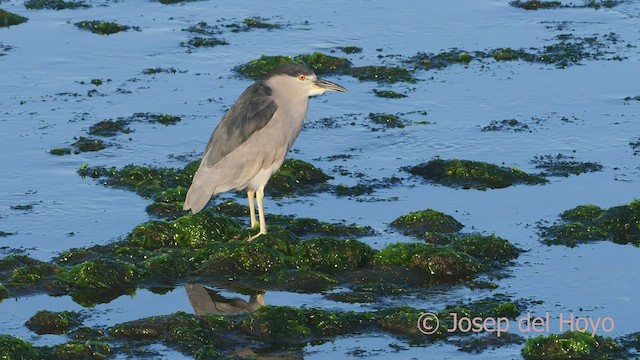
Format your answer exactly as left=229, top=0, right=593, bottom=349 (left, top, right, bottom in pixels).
left=341, top=265, right=431, bottom=287
left=24, top=0, right=90, bottom=9
left=110, top=311, right=201, bottom=340
left=390, top=209, right=463, bottom=236
left=0, top=335, right=41, bottom=359
left=531, top=153, right=602, bottom=177
left=0, top=9, right=28, bottom=28
left=404, top=158, right=548, bottom=190
left=540, top=199, right=640, bottom=247
left=26, top=310, right=82, bottom=335
left=522, top=331, right=623, bottom=359
left=294, top=52, right=353, bottom=75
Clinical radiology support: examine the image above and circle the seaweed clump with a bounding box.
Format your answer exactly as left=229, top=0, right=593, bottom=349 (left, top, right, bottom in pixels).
left=26, top=310, right=82, bottom=335
left=368, top=113, right=406, bottom=129
left=539, top=199, right=640, bottom=247
left=373, top=89, right=407, bottom=98
left=75, top=20, right=139, bottom=35
left=531, top=153, right=602, bottom=177
left=235, top=53, right=416, bottom=83
left=0, top=9, right=28, bottom=28
left=509, top=0, right=562, bottom=10
left=24, top=0, right=90, bottom=10
left=88, top=119, right=132, bottom=137
left=404, top=158, right=548, bottom=190
left=522, top=331, right=623, bottom=359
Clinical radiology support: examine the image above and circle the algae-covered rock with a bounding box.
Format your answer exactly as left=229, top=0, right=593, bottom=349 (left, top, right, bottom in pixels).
left=0, top=335, right=41, bottom=359
left=540, top=199, right=640, bottom=247
left=268, top=215, right=374, bottom=238
left=368, top=113, right=406, bottom=128
left=26, top=310, right=82, bottom=335
left=405, top=158, right=548, bottom=190
left=239, top=306, right=367, bottom=343
left=75, top=20, right=137, bottom=35
left=261, top=269, right=336, bottom=293
left=24, top=0, right=89, bottom=9
left=410, top=49, right=474, bottom=70
left=234, top=55, right=294, bottom=79
left=49, top=147, right=73, bottom=156
left=377, top=306, right=442, bottom=340
left=522, top=331, right=622, bottom=359
left=509, top=0, right=562, bottom=10
left=47, top=341, right=111, bottom=360
left=373, top=89, right=407, bottom=98
left=268, top=159, right=331, bottom=197
left=110, top=311, right=200, bottom=340
left=88, top=119, right=132, bottom=137
left=298, top=237, right=375, bottom=275
left=373, top=243, right=481, bottom=279
left=390, top=209, right=463, bottom=237
left=128, top=209, right=241, bottom=249
left=294, top=52, right=352, bottom=75
left=349, top=65, right=416, bottom=83
left=0, top=9, right=28, bottom=28
left=450, top=234, right=520, bottom=262
left=71, top=137, right=106, bottom=152
left=63, top=258, right=138, bottom=291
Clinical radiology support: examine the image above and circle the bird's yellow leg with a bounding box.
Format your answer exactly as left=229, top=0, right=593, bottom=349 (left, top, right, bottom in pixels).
left=247, top=189, right=257, bottom=228
left=248, top=187, right=267, bottom=241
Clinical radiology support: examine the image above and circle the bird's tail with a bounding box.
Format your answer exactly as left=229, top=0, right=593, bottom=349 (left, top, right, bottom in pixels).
left=183, top=184, right=214, bottom=214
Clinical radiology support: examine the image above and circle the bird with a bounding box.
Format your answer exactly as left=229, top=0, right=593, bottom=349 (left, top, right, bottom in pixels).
left=183, top=62, right=347, bottom=240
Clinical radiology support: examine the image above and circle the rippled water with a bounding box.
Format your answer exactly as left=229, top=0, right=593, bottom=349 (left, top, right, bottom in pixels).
left=1, top=0, right=639, bottom=358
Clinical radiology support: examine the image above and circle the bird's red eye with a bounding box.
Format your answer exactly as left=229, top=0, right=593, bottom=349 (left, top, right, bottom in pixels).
left=298, top=74, right=306, bottom=81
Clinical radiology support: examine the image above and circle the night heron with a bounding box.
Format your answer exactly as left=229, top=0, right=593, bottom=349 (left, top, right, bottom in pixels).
left=183, top=63, right=347, bottom=240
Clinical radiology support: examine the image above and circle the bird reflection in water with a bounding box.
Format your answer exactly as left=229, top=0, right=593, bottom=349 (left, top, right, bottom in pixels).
left=185, top=283, right=265, bottom=316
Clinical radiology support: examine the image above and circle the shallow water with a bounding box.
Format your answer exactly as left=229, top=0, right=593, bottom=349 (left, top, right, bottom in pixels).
left=1, top=0, right=639, bottom=357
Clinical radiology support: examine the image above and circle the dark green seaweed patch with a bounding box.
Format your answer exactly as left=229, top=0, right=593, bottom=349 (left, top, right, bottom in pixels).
left=510, top=0, right=624, bottom=10
left=235, top=53, right=416, bottom=83
left=373, top=89, right=407, bottom=98
left=539, top=199, right=640, bottom=247
left=531, top=153, right=602, bottom=177
left=368, top=113, right=406, bottom=129
left=182, top=36, right=228, bottom=48
left=26, top=310, right=83, bottom=335
left=0, top=9, right=28, bottom=28
left=481, top=118, right=531, bottom=132
left=337, top=46, right=363, bottom=54
left=88, top=119, right=132, bottom=137
left=75, top=20, right=139, bottom=35
left=71, top=137, right=107, bottom=152
left=630, top=138, right=640, bottom=156
left=24, top=0, right=90, bottom=10
left=522, top=331, right=624, bottom=359
left=404, top=158, right=548, bottom=190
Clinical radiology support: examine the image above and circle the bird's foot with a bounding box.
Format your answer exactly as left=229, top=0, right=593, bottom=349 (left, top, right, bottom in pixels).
left=247, top=230, right=266, bottom=241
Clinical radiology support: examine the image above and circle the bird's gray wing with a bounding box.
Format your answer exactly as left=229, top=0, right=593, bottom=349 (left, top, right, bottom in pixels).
left=202, top=81, right=277, bottom=167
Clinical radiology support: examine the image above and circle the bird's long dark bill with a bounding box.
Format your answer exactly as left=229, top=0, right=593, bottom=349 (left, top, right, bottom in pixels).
left=315, top=78, right=348, bottom=92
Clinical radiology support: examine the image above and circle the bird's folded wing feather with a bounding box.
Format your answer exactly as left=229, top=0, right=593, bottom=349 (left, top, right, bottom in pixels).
left=202, top=81, right=278, bottom=167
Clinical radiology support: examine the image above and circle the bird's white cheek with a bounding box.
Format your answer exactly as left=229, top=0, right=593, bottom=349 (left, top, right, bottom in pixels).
left=307, top=88, right=327, bottom=97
